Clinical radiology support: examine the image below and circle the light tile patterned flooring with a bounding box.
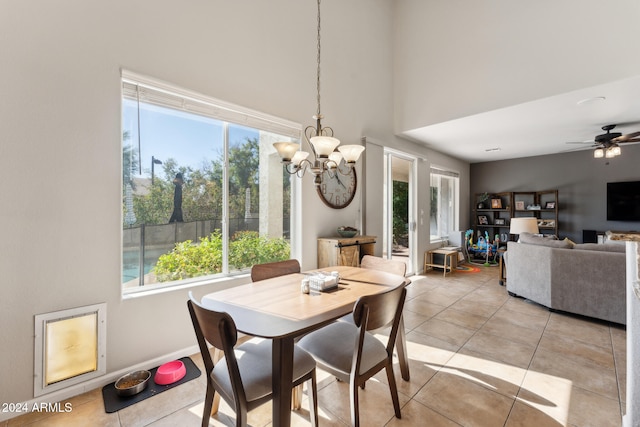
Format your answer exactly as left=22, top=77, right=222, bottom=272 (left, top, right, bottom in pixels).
left=5, top=265, right=627, bottom=426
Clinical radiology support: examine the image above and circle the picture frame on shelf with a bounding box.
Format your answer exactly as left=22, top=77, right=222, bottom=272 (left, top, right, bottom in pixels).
left=478, top=215, right=489, bottom=225
left=545, top=201, right=556, bottom=209
left=491, top=198, right=503, bottom=209
left=515, top=201, right=525, bottom=210
left=494, top=218, right=506, bottom=226
left=538, top=219, right=556, bottom=228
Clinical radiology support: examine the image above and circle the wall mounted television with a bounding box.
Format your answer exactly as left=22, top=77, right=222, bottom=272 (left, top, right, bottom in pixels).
left=607, top=181, right=640, bottom=221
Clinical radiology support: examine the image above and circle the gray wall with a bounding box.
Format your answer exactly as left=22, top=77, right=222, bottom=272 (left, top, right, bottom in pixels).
left=470, top=144, right=640, bottom=243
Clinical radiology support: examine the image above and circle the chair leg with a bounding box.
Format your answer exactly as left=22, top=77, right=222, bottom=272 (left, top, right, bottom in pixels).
left=396, top=314, right=410, bottom=381
left=202, top=382, right=216, bottom=427
left=350, top=377, right=360, bottom=427
left=235, top=409, right=247, bottom=427
left=292, top=384, right=303, bottom=410
left=210, top=348, right=224, bottom=415
left=308, top=373, right=319, bottom=427
left=385, top=361, right=401, bottom=419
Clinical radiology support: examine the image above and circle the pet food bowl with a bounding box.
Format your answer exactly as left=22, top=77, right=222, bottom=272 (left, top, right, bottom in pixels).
left=154, top=360, right=186, bottom=385
left=115, top=370, right=151, bottom=396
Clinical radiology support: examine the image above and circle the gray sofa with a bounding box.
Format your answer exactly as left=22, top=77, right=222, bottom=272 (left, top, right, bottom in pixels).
left=506, top=233, right=626, bottom=324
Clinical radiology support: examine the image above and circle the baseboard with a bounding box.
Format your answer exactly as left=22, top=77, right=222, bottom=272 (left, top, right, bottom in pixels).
left=0, top=344, right=200, bottom=422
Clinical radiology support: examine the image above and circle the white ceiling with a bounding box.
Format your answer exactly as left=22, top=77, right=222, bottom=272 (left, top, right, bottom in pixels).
left=402, top=75, right=640, bottom=164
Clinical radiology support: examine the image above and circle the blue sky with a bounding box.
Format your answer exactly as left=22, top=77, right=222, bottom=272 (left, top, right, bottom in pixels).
left=123, top=99, right=258, bottom=181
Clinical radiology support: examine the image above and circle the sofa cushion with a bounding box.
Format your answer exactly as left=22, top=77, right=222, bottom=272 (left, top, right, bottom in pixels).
left=519, top=232, right=574, bottom=249
left=574, top=243, right=626, bottom=253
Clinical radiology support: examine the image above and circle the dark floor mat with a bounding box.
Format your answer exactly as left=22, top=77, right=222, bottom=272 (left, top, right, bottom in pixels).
left=102, top=356, right=201, bottom=413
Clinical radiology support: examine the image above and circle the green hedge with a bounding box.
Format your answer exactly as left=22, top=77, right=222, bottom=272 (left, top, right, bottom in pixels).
left=153, top=230, right=290, bottom=282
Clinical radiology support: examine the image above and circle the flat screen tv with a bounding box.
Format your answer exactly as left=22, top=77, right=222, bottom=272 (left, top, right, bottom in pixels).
left=607, top=181, right=640, bottom=221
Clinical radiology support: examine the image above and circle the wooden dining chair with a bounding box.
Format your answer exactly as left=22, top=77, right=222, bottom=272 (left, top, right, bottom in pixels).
left=250, top=259, right=301, bottom=282
left=187, top=294, right=319, bottom=427
left=298, top=286, right=407, bottom=427
left=360, top=255, right=406, bottom=277
left=345, top=255, right=411, bottom=381
left=249, top=258, right=307, bottom=408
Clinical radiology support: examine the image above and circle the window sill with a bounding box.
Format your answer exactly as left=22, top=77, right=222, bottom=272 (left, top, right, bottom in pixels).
left=122, top=272, right=251, bottom=300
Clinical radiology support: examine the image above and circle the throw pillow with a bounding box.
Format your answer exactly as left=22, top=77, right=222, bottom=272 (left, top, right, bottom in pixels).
left=574, top=243, right=626, bottom=253
left=519, top=232, right=574, bottom=249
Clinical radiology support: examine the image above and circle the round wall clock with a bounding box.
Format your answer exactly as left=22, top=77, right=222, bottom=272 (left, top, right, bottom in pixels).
left=316, top=167, right=357, bottom=209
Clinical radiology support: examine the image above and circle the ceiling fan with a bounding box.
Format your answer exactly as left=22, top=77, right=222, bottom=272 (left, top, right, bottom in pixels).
left=567, top=124, right=640, bottom=158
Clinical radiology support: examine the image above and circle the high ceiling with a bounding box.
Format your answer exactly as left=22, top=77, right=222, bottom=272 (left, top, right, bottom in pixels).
left=401, top=76, right=640, bottom=164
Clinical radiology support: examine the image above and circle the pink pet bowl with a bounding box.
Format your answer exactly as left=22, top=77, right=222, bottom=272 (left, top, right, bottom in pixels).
left=154, top=360, right=186, bottom=385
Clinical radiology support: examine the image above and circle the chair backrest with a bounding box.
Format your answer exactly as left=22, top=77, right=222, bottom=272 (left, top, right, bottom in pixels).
left=353, top=286, right=406, bottom=331
left=352, top=286, right=407, bottom=374
left=360, top=255, right=406, bottom=277
left=187, top=295, right=245, bottom=398
left=250, top=259, right=300, bottom=282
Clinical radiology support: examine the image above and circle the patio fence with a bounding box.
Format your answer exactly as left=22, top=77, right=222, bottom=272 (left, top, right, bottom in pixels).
left=123, top=217, right=289, bottom=286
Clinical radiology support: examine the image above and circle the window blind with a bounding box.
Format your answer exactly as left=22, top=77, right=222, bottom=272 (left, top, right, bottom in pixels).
left=121, top=70, right=301, bottom=139
left=430, top=167, right=459, bottom=178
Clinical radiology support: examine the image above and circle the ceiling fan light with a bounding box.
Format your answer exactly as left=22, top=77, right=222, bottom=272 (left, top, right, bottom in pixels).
left=593, top=148, right=604, bottom=158
left=611, top=145, right=621, bottom=156
left=605, top=147, right=616, bottom=158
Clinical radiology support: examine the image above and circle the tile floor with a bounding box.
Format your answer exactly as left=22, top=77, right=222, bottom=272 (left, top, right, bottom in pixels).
left=4, top=265, right=627, bottom=426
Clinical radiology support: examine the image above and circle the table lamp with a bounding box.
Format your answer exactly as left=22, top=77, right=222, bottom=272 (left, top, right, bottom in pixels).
left=509, top=217, right=539, bottom=240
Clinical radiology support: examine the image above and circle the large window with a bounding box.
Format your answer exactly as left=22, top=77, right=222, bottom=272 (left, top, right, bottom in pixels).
left=122, top=71, right=300, bottom=293
left=430, top=167, right=459, bottom=242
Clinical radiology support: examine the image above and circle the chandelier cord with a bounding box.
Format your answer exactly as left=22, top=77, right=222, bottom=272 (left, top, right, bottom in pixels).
left=316, top=0, right=321, bottom=118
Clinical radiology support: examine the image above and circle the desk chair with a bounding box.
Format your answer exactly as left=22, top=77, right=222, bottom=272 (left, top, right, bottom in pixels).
left=188, top=294, right=318, bottom=427
left=298, top=286, right=406, bottom=427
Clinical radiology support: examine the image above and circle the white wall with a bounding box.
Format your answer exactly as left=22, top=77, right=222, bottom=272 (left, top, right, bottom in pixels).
left=0, top=0, right=470, bottom=409
left=393, top=0, right=640, bottom=133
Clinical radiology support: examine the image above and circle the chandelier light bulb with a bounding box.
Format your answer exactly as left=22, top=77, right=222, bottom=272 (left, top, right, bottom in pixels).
left=310, top=136, right=340, bottom=158
left=273, top=142, right=300, bottom=162
left=593, top=148, right=604, bottom=158
left=291, top=150, right=310, bottom=166
left=338, top=145, right=365, bottom=164
left=328, top=151, right=343, bottom=167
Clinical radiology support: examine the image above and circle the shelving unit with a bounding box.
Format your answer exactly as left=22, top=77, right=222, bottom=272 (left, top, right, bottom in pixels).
left=473, top=192, right=512, bottom=244
left=512, top=190, right=559, bottom=237
left=473, top=190, right=559, bottom=240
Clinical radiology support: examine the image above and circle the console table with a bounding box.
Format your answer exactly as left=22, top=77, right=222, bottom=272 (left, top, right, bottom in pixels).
left=317, top=235, right=376, bottom=268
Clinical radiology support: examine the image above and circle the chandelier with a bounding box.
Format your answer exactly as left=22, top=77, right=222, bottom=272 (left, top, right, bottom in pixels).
left=273, top=0, right=364, bottom=186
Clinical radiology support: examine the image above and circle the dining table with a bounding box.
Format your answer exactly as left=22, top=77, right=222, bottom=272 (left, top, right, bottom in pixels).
left=201, top=264, right=410, bottom=427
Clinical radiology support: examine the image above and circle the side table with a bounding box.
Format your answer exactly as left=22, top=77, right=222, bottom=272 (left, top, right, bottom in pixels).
left=498, top=248, right=507, bottom=286
left=424, top=249, right=458, bottom=277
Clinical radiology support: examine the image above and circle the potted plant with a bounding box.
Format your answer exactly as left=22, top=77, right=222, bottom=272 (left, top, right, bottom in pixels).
left=477, top=192, right=489, bottom=209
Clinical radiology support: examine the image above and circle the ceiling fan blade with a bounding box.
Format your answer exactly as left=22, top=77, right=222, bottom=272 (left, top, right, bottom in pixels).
left=618, top=138, right=640, bottom=143
left=613, top=131, right=640, bottom=142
